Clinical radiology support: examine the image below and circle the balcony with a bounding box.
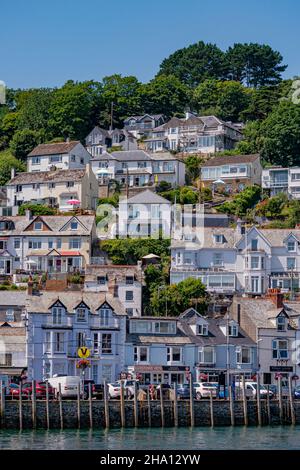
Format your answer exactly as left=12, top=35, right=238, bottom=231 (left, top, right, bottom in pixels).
left=42, top=317, right=73, bottom=328
left=89, top=317, right=120, bottom=329
left=262, top=179, right=288, bottom=189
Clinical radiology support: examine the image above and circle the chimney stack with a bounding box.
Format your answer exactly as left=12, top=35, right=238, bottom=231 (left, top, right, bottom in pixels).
left=266, top=288, right=284, bottom=308
left=11, top=168, right=15, bottom=179
left=25, top=209, right=32, bottom=221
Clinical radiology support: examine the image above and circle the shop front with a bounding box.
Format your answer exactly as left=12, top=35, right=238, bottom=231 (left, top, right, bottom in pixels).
left=127, top=365, right=190, bottom=385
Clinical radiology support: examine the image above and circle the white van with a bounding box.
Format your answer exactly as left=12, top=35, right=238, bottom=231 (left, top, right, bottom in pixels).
left=235, top=381, right=273, bottom=399
left=48, top=375, right=81, bottom=398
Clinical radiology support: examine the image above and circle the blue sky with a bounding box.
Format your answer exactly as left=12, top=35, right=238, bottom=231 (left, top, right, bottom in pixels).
left=1, top=0, right=299, bottom=89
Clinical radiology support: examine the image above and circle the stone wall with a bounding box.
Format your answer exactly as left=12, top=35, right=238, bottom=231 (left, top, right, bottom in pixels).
left=1, top=398, right=299, bottom=429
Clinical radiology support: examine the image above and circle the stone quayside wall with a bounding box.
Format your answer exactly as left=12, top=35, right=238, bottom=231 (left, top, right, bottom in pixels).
left=2, top=399, right=300, bottom=429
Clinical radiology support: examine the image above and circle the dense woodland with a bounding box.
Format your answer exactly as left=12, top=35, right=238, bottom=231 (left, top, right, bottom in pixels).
left=0, top=41, right=300, bottom=185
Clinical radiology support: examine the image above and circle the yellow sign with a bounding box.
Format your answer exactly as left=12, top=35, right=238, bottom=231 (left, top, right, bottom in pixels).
left=77, top=347, right=90, bottom=358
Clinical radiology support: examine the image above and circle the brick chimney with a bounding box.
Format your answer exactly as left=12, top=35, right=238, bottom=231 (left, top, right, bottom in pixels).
left=266, top=288, right=284, bottom=308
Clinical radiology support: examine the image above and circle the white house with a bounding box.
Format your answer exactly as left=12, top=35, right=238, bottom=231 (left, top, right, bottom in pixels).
left=145, top=113, right=243, bottom=154
left=123, top=114, right=166, bottom=138
left=262, top=166, right=300, bottom=199
left=85, top=127, right=137, bottom=157
left=24, top=291, right=127, bottom=383
left=6, top=165, right=99, bottom=212
left=27, top=141, right=92, bottom=172
left=171, top=224, right=300, bottom=296
left=118, top=190, right=172, bottom=239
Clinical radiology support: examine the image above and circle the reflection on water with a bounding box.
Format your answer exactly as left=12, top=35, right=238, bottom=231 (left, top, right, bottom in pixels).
left=0, top=426, right=300, bottom=450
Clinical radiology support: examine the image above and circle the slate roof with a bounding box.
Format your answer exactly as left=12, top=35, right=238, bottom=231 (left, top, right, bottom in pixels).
left=7, top=169, right=86, bottom=185
left=0, top=215, right=95, bottom=236
left=201, top=154, right=260, bottom=167
left=0, top=291, right=27, bottom=306
left=26, top=292, right=126, bottom=315
left=110, top=150, right=151, bottom=161
left=126, top=189, right=171, bottom=205
left=28, top=141, right=80, bottom=157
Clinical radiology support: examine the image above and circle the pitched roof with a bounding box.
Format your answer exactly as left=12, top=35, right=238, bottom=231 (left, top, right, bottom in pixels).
left=126, top=189, right=171, bottom=204
left=110, top=150, right=151, bottom=161
left=28, top=141, right=80, bottom=157
left=201, top=154, right=260, bottom=167
left=26, top=292, right=126, bottom=316
left=0, top=291, right=27, bottom=306
left=0, top=215, right=95, bottom=236
left=7, top=168, right=86, bottom=185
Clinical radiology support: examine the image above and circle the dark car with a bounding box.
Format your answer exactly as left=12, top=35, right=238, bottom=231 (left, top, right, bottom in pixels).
left=176, top=384, right=190, bottom=399
left=83, top=380, right=104, bottom=400
left=294, top=385, right=300, bottom=399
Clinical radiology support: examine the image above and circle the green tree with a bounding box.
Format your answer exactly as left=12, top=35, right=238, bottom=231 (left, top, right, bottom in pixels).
left=0, top=150, right=26, bottom=185
left=0, top=112, right=19, bottom=148
left=140, top=75, right=190, bottom=117
left=48, top=80, right=102, bottom=140
left=157, top=41, right=228, bottom=87
left=150, top=278, right=209, bottom=317
left=100, top=238, right=170, bottom=265
left=216, top=185, right=261, bottom=217
left=9, top=129, right=43, bottom=160
left=226, top=43, right=287, bottom=88
left=185, top=155, right=203, bottom=182
left=16, top=88, right=54, bottom=135
left=18, top=203, right=56, bottom=216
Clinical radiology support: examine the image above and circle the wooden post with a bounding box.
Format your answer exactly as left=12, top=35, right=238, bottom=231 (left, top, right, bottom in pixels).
left=288, top=376, right=295, bottom=425
left=103, top=381, right=110, bottom=429
left=147, top=387, right=151, bottom=427
left=160, top=385, right=165, bottom=427
left=19, top=382, right=23, bottom=431
left=88, top=382, right=93, bottom=429
left=242, top=375, right=248, bottom=426
left=77, top=383, right=81, bottom=429
left=210, top=391, right=214, bottom=427
left=31, top=379, right=37, bottom=429
left=173, top=382, right=178, bottom=427
left=0, top=380, right=5, bottom=428
left=189, top=374, right=194, bottom=427
left=120, top=380, right=125, bottom=428
left=278, top=376, right=283, bottom=424
left=58, top=383, right=63, bottom=430
left=256, top=373, right=262, bottom=426
left=266, top=385, right=271, bottom=425
left=133, top=381, right=138, bottom=427
left=229, top=384, right=235, bottom=426
left=45, top=382, right=50, bottom=430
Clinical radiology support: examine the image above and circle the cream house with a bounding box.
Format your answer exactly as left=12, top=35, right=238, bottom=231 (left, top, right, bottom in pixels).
left=6, top=164, right=98, bottom=212
left=27, top=141, right=92, bottom=172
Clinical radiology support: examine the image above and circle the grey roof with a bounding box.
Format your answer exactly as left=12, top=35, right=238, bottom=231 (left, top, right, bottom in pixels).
left=26, top=292, right=126, bottom=315
left=124, top=114, right=164, bottom=122
left=110, top=150, right=151, bottom=161
left=0, top=215, right=95, bottom=236
left=232, top=297, right=290, bottom=329
left=126, top=190, right=171, bottom=205
left=0, top=291, right=27, bottom=306
left=201, top=154, right=260, bottom=168
left=7, top=169, right=86, bottom=185
left=126, top=333, right=192, bottom=345
left=28, top=141, right=80, bottom=157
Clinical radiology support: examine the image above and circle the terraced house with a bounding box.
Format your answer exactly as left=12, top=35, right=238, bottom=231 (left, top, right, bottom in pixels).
left=0, top=214, right=96, bottom=275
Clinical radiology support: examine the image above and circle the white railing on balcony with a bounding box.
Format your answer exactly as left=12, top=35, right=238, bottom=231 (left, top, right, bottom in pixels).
left=89, top=317, right=120, bottom=329
left=42, top=316, right=73, bottom=328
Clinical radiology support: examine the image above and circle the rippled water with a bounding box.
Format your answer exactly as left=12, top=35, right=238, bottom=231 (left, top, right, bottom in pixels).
left=0, top=426, right=300, bottom=450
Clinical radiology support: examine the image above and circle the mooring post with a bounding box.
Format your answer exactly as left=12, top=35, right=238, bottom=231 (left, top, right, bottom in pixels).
left=19, top=382, right=23, bottom=431
left=77, top=383, right=81, bottom=429
left=147, top=387, right=151, bottom=427
left=103, top=380, right=110, bottom=429
left=0, top=380, right=5, bottom=429
left=31, top=379, right=37, bottom=429
left=288, top=376, right=295, bottom=425
left=266, top=385, right=271, bottom=425
left=160, top=385, right=165, bottom=427
left=278, top=376, right=283, bottom=424
left=173, top=382, right=178, bottom=427
left=189, top=373, right=194, bottom=427
left=256, top=373, right=262, bottom=426
left=58, top=383, right=63, bottom=430
left=210, top=390, right=214, bottom=427
left=242, top=375, right=248, bottom=426
left=133, top=381, right=138, bottom=427
left=229, top=384, right=235, bottom=426
left=120, top=380, right=125, bottom=428
left=45, top=381, right=50, bottom=430
left=88, top=382, right=93, bottom=429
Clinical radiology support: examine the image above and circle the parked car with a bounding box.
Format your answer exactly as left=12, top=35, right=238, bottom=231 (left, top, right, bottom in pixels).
left=6, top=383, right=23, bottom=399
left=193, top=382, right=217, bottom=400
left=47, top=375, right=81, bottom=399
left=83, top=380, right=104, bottom=400
left=20, top=381, right=55, bottom=399
left=176, top=384, right=190, bottom=399
left=235, top=381, right=273, bottom=399
left=107, top=380, right=139, bottom=399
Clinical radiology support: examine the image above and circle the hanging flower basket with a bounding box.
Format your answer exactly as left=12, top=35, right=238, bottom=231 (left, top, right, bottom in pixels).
left=76, top=359, right=91, bottom=369
left=275, top=373, right=282, bottom=380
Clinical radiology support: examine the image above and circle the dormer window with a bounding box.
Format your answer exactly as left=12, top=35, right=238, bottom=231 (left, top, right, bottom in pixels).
left=214, top=234, right=224, bottom=244
left=76, top=307, right=87, bottom=323
left=228, top=324, right=238, bottom=337
left=34, top=221, right=42, bottom=231
left=6, top=309, right=15, bottom=322
left=70, top=221, right=78, bottom=230
left=288, top=241, right=296, bottom=252
left=52, top=307, right=64, bottom=325
left=197, top=324, right=208, bottom=336
left=100, top=307, right=111, bottom=326
left=251, top=239, right=258, bottom=251
left=277, top=315, right=286, bottom=332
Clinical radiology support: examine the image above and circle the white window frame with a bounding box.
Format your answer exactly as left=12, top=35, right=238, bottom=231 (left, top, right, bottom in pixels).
left=236, top=346, right=251, bottom=364
left=167, top=346, right=182, bottom=364
left=198, top=346, right=215, bottom=364
left=197, top=324, right=208, bottom=336
left=134, top=346, right=149, bottom=364
left=272, top=339, right=288, bottom=359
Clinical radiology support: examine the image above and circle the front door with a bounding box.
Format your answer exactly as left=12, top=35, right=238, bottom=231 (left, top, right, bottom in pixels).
left=5, top=260, right=11, bottom=274
left=55, top=259, right=62, bottom=272
left=135, top=177, right=140, bottom=186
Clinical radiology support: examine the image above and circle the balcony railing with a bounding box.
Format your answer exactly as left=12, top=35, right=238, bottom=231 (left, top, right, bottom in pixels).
left=89, top=317, right=120, bottom=329
left=42, top=317, right=73, bottom=328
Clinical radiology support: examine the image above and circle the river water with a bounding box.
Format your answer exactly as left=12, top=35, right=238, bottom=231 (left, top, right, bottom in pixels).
left=0, top=426, right=300, bottom=450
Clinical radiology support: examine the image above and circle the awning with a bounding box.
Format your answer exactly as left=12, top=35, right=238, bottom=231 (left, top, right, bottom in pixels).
left=0, top=368, right=24, bottom=376
left=58, top=251, right=82, bottom=257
